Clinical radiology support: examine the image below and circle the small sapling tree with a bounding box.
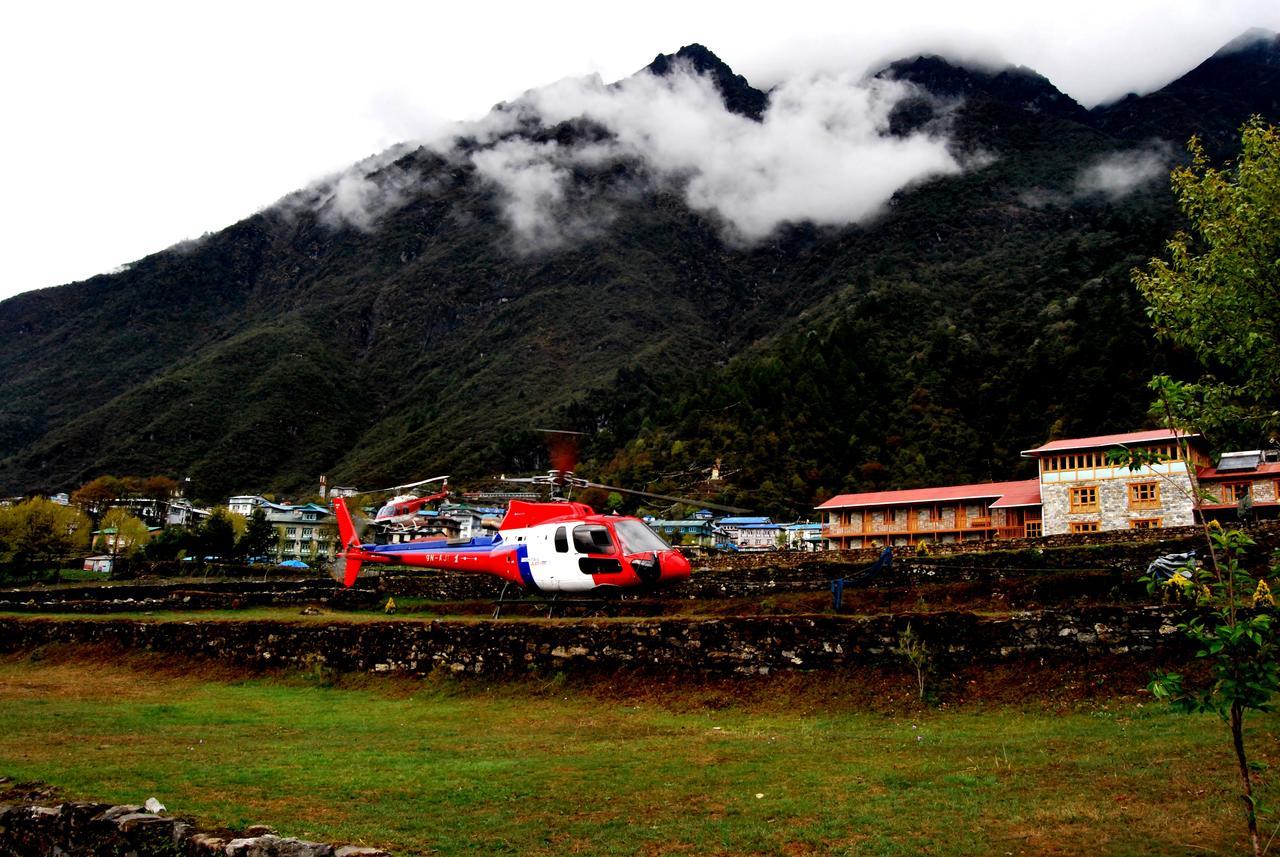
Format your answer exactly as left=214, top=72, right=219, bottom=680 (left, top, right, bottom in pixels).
left=1127, top=117, right=1280, bottom=856
left=1145, top=526, right=1276, bottom=857
left=894, top=622, right=931, bottom=701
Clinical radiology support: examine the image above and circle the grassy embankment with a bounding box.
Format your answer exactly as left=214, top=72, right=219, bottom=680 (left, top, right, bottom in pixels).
left=0, top=653, right=1269, bottom=856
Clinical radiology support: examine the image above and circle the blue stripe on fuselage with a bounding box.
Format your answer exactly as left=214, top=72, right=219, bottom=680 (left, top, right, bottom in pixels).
left=516, top=543, right=538, bottom=592
left=362, top=536, right=500, bottom=555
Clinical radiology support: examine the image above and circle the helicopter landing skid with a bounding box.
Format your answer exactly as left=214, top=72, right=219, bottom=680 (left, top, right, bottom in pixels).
left=492, top=584, right=617, bottom=619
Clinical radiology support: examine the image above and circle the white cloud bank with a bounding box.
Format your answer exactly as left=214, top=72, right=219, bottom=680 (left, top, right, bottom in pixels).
left=440, top=63, right=965, bottom=248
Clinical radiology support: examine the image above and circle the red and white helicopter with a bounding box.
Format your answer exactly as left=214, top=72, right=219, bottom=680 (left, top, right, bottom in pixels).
left=328, top=457, right=747, bottom=601
left=344, top=475, right=451, bottom=530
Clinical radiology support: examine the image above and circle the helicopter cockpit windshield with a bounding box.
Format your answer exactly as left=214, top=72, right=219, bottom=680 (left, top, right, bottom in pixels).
left=613, top=519, right=672, bottom=554
left=376, top=503, right=399, bottom=520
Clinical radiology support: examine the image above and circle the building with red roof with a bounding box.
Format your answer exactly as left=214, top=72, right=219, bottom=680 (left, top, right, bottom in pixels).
left=1195, top=453, right=1280, bottom=517
left=818, top=479, right=1043, bottom=549
left=814, top=428, right=1260, bottom=548
left=1020, top=428, right=1210, bottom=536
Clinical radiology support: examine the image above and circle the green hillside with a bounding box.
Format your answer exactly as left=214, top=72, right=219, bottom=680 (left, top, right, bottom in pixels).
left=1, top=36, right=1277, bottom=514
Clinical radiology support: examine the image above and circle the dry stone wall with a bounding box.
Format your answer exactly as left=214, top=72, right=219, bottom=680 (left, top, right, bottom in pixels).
left=0, top=579, right=381, bottom=614
left=0, top=609, right=1193, bottom=677
left=0, top=798, right=388, bottom=856
left=1, top=523, right=1273, bottom=610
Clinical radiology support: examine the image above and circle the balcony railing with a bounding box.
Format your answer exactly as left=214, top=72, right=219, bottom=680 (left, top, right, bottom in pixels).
left=825, top=515, right=1012, bottom=539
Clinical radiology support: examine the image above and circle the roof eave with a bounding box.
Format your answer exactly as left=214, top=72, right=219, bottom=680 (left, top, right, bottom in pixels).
left=1021, top=431, right=1201, bottom=458
left=817, top=491, right=1012, bottom=511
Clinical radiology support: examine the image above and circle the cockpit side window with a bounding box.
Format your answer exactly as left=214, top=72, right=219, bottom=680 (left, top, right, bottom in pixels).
left=554, top=526, right=568, bottom=553
left=572, top=524, right=615, bottom=555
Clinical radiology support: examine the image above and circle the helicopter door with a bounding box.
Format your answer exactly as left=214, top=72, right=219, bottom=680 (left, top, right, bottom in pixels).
left=571, top=524, right=622, bottom=575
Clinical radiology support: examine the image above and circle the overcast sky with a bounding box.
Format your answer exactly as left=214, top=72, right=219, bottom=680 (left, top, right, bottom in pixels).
left=1, top=0, right=1276, bottom=301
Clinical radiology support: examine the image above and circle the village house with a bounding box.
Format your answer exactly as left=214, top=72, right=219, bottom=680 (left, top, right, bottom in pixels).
left=1195, top=449, right=1280, bottom=521
left=818, top=428, right=1276, bottom=548
left=782, top=522, right=825, bottom=551
left=715, top=516, right=775, bottom=549
left=225, top=496, right=339, bottom=562
left=647, top=518, right=720, bottom=548
left=380, top=505, right=498, bottom=545
left=818, top=479, right=1041, bottom=549
left=733, top=521, right=783, bottom=550
left=1021, top=429, right=1207, bottom=535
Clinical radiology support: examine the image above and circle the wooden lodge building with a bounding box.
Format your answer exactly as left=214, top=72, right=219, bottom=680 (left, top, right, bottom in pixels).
left=818, top=429, right=1279, bottom=549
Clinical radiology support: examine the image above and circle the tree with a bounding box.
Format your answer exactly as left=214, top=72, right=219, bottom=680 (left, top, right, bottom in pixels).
left=195, top=509, right=239, bottom=561
left=71, top=475, right=125, bottom=521
left=238, top=509, right=278, bottom=561
left=141, top=475, right=179, bottom=500
left=97, top=508, right=150, bottom=575
left=1145, top=526, right=1277, bottom=857
left=1133, top=118, right=1280, bottom=449
left=142, top=526, right=190, bottom=562
left=1131, top=119, right=1280, bottom=856
left=0, top=498, right=91, bottom=580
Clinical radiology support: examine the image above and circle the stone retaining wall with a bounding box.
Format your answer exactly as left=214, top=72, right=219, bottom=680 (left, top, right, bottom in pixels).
left=0, top=798, right=388, bottom=856
left=3, top=522, right=1274, bottom=610
left=0, top=579, right=381, bottom=614
left=711, top=519, right=1280, bottom=571
left=0, top=609, right=1192, bottom=677
left=686, top=521, right=1280, bottom=595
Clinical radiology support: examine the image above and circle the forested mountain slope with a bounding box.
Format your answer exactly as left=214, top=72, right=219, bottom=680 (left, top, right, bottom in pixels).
left=1, top=33, right=1276, bottom=512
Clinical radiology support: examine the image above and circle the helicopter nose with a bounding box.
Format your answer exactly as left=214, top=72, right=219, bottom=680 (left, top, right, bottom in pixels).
left=660, top=549, right=692, bottom=582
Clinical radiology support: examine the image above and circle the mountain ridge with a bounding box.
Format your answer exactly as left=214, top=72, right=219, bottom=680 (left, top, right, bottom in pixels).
left=1, top=33, right=1275, bottom=511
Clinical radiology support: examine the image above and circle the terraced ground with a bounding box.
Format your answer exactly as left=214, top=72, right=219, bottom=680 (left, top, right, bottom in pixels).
left=0, top=538, right=1263, bottom=854
left=0, top=652, right=1270, bottom=856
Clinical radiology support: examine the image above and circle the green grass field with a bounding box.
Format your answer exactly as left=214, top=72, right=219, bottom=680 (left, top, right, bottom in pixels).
left=0, top=654, right=1271, bottom=856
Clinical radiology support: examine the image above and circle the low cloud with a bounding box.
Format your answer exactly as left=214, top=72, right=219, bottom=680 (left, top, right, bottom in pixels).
left=454, top=63, right=964, bottom=247
left=286, top=60, right=971, bottom=249
left=276, top=144, right=421, bottom=231
left=469, top=139, right=610, bottom=251
left=1074, top=143, right=1173, bottom=200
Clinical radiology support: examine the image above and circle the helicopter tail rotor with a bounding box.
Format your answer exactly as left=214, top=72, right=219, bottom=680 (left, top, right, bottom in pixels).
left=322, top=551, right=367, bottom=587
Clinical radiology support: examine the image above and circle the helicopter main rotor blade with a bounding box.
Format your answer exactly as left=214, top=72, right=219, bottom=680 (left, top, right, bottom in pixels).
left=579, top=480, right=751, bottom=515
left=347, top=475, right=450, bottom=497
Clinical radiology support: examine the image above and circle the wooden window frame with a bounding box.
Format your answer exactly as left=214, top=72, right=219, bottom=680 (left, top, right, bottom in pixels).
left=1024, top=521, right=1043, bottom=538
left=1069, top=486, right=1099, bottom=512
left=928, top=504, right=944, bottom=523
left=1069, top=521, right=1100, bottom=534
left=1128, top=481, right=1160, bottom=509
left=1129, top=518, right=1162, bottom=530
left=1222, top=482, right=1252, bottom=504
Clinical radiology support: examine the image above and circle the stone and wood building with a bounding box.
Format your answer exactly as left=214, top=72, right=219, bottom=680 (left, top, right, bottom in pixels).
left=818, top=428, right=1279, bottom=548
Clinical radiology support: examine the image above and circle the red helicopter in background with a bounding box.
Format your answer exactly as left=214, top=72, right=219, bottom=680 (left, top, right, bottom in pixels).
left=328, top=432, right=747, bottom=602
left=342, top=475, right=451, bottom=529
